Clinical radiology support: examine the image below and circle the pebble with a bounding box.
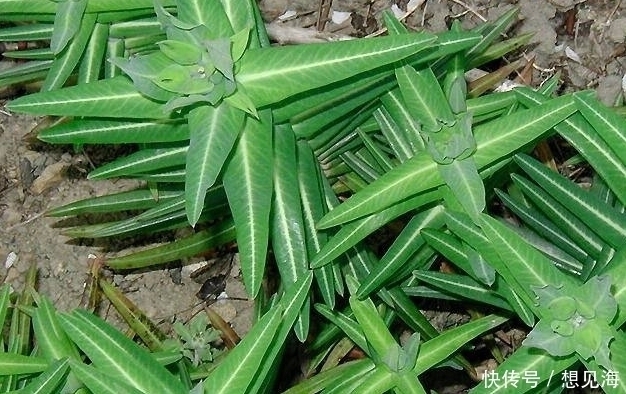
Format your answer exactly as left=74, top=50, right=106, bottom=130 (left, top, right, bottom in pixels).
left=1, top=207, right=22, bottom=226
left=607, top=18, right=626, bottom=44
left=30, top=162, right=70, bottom=195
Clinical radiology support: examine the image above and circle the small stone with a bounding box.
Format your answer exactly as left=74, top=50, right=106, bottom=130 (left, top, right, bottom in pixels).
left=29, top=162, right=69, bottom=195
left=608, top=18, right=626, bottom=43
left=1, top=207, right=22, bottom=226
left=596, top=75, right=622, bottom=107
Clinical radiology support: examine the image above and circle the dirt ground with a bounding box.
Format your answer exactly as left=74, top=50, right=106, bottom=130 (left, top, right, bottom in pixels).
left=0, top=0, right=625, bottom=390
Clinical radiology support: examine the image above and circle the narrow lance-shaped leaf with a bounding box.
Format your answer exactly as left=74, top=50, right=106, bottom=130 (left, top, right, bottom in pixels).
left=237, top=32, right=437, bottom=107
left=42, top=11, right=97, bottom=91
left=223, top=110, right=273, bottom=297
left=297, top=140, right=336, bottom=307
left=58, top=310, right=187, bottom=394
left=478, top=214, right=578, bottom=306
left=414, top=315, right=508, bottom=374
left=50, top=0, right=87, bottom=54
left=356, top=205, right=445, bottom=299
left=438, top=157, right=485, bottom=221
left=185, top=104, right=245, bottom=226
left=271, top=123, right=310, bottom=341
left=204, top=273, right=312, bottom=394
left=78, top=22, right=109, bottom=83
left=317, top=93, right=576, bottom=228
left=7, top=76, right=169, bottom=119
left=395, top=64, right=455, bottom=132
left=514, top=153, right=626, bottom=249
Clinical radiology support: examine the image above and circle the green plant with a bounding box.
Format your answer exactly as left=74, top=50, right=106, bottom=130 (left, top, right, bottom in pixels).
left=6, top=0, right=626, bottom=392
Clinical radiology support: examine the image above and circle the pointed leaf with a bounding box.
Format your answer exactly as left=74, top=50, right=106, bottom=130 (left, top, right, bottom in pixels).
left=203, top=273, right=312, bottom=394
left=237, top=32, right=437, bottom=107
left=58, top=310, right=186, bottom=394
left=223, top=110, right=273, bottom=297
left=514, top=153, right=626, bottom=249
left=50, top=0, right=87, bottom=54
left=7, top=76, right=168, bottom=118
left=356, top=205, right=444, bottom=299
left=88, top=146, right=187, bottom=179
left=69, top=360, right=146, bottom=394
left=479, top=214, right=575, bottom=303
left=106, top=220, right=236, bottom=270
left=39, top=118, right=189, bottom=144
left=185, top=104, right=244, bottom=226
left=271, top=123, right=310, bottom=341
left=414, top=315, right=507, bottom=374
left=43, top=12, right=96, bottom=91
left=317, top=93, right=576, bottom=228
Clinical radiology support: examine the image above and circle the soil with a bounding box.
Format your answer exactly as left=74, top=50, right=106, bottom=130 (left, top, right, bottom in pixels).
left=0, top=0, right=624, bottom=392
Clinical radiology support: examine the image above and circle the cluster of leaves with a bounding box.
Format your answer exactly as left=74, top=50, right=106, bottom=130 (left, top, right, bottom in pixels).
left=4, top=0, right=626, bottom=393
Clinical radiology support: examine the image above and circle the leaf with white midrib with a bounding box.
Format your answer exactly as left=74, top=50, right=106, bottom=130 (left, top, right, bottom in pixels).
left=317, top=93, right=576, bottom=228
left=185, top=104, right=244, bottom=226
left=514, top=153, right=626, bottom=249
left=223, top=111, right=273, bottom=297
left=7, top=76, right=167, bottom=119
left=237, top=32, right=437, bottom=107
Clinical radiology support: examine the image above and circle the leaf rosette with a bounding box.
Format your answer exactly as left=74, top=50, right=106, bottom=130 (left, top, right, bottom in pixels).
left=523, top=276, right=617, bottom=369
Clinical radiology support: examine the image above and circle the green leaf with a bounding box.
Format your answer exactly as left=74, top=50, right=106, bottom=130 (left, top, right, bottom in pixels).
left=185, top=104, right=244, bottom=226
left=58, top=310, right=186, bottom=394
left=479, top=214, right=576, bottom=303
left=78, top=22, right=108, bottom=83
left=50, top=0, right=87, bottom=54
left=281, top=359, right=374, bottom=394
left=158, top=39, right=202, bottom=64
left=39, top=119, right=189, bottom=144
left=348, top=281, right=399, bottom=362
left=43, top=12, right=97, bottom=91
left=495, top=188, right=590, bottom=263
left=223, top=110, right=273, bottom=297
left=89, top=146, right=187, bottom=179
left=314, top=304, right=367, bottom=351
left=69, top=360, right=146, bottom=394
left=237, top=32, right=437, bottom=107
left=0, top=23, right=54, bottom=41
left=32, top=296, right=80, bottom=362
left=106, top=220, right=236, bottom=270
left=395, top=65, right=455, bottom=132
left=514, top=153, right=626, bottom=249
left=516, top=87, right=626, bottom=207
left=16, top=358, right=70, bottom=394
left=413, top=271, right=511, bottom=310
left=203, top=273, right=312, bottom=394
left=438, top=157, right=485, bottom=220
left=0, top=353, right=48, bottom=375
left=415, top=315, right=507, bottom=374
left=7, top=76, right=168, bottom=119
left=175, top=0, right=233, bottom=37
left=271, top=123, right=310, bottom=341
left=574, top=92, right=626, bottom=168
left=109, top=52, right=176, bottom=102
left=317, top=93, right=576, bottom=228
left=46, top=188, right=181, bottom=217
left=373, top=106, right=413, bottom=162
left=311, top=190, right=440, bottom=268
left=356, top=205, right=444, bottom=299
left=297, top=141, right=336, bottom=307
